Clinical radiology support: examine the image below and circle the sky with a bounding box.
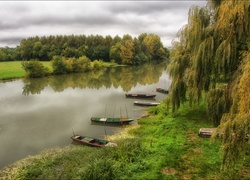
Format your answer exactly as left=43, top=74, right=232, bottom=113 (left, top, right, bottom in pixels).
left=0, top=1, right=207, bottom=48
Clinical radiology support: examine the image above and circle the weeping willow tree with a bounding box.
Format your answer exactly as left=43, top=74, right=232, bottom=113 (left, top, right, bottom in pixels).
left=167, top=5, right=211, bottom=111
left=168, top=0, right=250, bottom=172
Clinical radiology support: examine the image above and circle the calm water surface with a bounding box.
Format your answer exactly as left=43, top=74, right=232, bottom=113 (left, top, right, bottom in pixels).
left=0, top=64, right=171, bottom=169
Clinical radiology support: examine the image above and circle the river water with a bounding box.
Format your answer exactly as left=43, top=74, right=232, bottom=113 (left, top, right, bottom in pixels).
left=0, top=63, right=171, bottom=169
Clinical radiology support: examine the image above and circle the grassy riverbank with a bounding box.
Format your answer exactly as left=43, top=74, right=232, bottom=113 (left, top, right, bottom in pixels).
left=0, top=61, right=52, bottom=80
left=2, top=101, right=249, bottom=179
left=0, top=61, right=120, bottom=80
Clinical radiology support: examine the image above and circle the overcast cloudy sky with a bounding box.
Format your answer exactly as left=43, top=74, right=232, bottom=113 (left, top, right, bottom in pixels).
left=0, top=1, right=207, bottom=48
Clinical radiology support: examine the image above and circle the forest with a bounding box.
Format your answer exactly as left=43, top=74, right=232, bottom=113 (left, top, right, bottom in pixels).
left=167, top=0, right=249, bottom=173
left=0, top=33, right=169, bottom=65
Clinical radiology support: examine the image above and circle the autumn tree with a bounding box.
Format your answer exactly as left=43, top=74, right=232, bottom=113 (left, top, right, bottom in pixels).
left=142, top=34, right=166, bottom=61
left=167, top=0, right=250, bottom=173
left=120, top=40, right=134, bottom=64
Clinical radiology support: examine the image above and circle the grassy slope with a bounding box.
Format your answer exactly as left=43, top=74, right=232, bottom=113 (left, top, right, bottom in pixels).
left=0, top=61, right=52, bottom=80
left=0, top=61, right=26, bottom=79
left=129, top=102, right=222, bottom=179
left=0, top=101, right=232, bottom=179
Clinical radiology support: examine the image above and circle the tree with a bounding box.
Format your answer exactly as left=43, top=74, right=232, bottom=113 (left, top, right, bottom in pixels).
left=120, top=40, right=134, bottom=64
left=167, top=0, right=250, bottom=172
left=92, top=45, right=110, bottom=61
left=0, top=50, right=7, bottom=61
left=142, top=34, right=166, bottom=61
left=110, top=42, right=122, bottom=64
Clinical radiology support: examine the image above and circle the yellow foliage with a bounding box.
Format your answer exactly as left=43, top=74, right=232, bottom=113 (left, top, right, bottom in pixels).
left=120, top=40, right=134, bottom=64
left=215, top=1, right=248, bottom=39
left=237, top=53, right=250, bottom=115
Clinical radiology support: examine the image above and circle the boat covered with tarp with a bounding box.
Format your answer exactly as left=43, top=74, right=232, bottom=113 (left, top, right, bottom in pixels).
left=91, top=117, right=134, bottom=124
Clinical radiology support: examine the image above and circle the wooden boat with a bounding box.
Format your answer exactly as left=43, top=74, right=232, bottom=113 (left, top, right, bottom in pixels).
left=156, top=88, right=169, bottom=94
left=91, top=117, right=134, bottom=124
left=134, top=101, right=160, bottom=106
left=125, top=93, right=156, bottom=98
left=71, top=135, right=117, bottom=147
left=198, top=128, right=217, bottom=138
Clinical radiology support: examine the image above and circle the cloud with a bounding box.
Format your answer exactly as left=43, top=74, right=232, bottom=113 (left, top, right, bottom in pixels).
left=0, top=1, right=207, bottom=47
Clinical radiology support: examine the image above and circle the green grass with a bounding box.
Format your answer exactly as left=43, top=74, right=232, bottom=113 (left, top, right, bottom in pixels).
left=0, top=61, right=25, bottom=79
left=128, top=102, right=222, bottom=179
left=0, top=61, right=52, bottom=80
left=0, top=101, right=249, bottom=179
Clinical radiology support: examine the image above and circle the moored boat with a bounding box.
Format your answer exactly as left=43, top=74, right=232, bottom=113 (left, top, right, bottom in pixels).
left=125, top=93, right=156, bottom=98
left=71, top=135, right=117, bottom=147
left=156, top=88, right=169, bottom=94
left=91, top=117, right=134, bottom=124
left=198, top=128, right=217, bottom=138
left=134, top=101, right=160, bottom=106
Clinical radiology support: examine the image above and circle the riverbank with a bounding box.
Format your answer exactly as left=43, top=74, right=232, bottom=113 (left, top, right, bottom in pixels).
left=0, top=61, right=120, bottom=80
left=0, top=61, right=51, bottom=80
left=2, top=101, right=249, bottom=179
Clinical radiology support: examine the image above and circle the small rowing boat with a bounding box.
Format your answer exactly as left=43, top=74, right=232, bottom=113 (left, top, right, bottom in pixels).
left=71, top=135, right=117, bottom=147
left=90, top=117, right=134, bottom=124
left=125, top=93, right=156, bottom=98
left=156, top=88, right=169, bottom=94
left=134, top=101, right=160, bottom=106
left=198, top=128, right=217, bottom=138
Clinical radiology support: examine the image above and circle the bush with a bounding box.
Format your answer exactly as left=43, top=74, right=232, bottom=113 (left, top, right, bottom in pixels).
left=77, top=56, right=91, bottom=72
left=22, top=60, right=50, bottom=78
left=52, top=56, right=70, bottom=75
left=91, top=60, right=104, bottom=70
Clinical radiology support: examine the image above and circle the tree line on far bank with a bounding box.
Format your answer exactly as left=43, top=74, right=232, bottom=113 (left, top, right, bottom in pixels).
left=0, top=33, right=169, bottom=65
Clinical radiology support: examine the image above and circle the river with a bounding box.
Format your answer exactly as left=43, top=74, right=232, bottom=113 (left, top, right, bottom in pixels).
left=0, top=63, right=171, bottom=169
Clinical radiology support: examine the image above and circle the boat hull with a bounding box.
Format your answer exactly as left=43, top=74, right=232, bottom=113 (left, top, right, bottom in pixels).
left=134, top=101, right=160, bottom=106
left=71, top=135, right=117, bottom=147
left=125, top=94, right=156, bottom=98
left=156, top=88, right=169, bottom=94
left=90, top=117, right=134, bottom=124
left=198, top=128, right=217, bottom=138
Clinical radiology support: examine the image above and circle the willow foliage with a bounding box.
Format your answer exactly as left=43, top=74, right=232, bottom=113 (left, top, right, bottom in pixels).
left=219, top=114, right=250, bottom=173
left=167, top=41, right=188, bottom=112
left=206, top=87, right=231, bottom=126
left=168, top=0, right=250, bottom=171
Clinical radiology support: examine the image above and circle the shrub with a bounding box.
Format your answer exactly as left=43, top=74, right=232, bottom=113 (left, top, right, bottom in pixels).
left=78, top=56, right=91, bottom=72
left=91, top=60, right=104, bottom=70
left=22, top=60, right=50, bottom=78
left=52, top=56, right=70, bottom=75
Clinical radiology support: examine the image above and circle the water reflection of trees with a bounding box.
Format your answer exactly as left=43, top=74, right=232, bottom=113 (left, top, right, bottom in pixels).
left=22, top=63, right=167, bottom=96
